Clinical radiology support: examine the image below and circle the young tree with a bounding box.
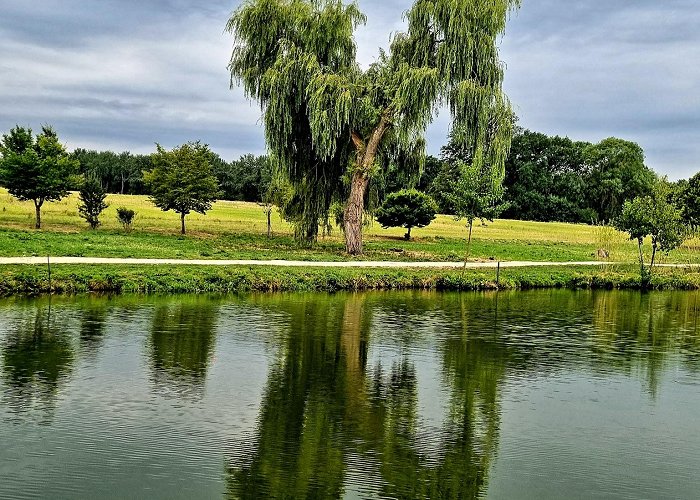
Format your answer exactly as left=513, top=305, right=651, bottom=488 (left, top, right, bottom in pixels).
left=143, top=142, right=221, bottom=235
left=375, top=189, right=437, bottom=240
left=78, top=177, right=108, bottom=229
left=0, top=125, right=79, bottom=229
left=449, top=162, right=508, bottom=262
left=615, top=179, right=687, bottom=285
left=228, top=0, right=518, bottom=255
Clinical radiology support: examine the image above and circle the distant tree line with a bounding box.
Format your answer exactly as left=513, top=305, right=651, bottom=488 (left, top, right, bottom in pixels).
left=3, top=125, right=699, bottom=237
left=71, top=148, right=272, bottom=202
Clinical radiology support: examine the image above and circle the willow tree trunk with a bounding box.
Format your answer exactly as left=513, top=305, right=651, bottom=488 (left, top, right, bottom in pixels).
left=344, top=115, right=391, bottom=256
left=344, top=173, right=370, bottom=254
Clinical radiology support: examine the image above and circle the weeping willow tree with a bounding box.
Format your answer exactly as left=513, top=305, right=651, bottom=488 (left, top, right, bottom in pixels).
left=228, top=0, right=518, bottom=254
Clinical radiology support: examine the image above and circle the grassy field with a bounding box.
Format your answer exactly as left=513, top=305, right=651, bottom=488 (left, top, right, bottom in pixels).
left=0, top=188, right=698, bottom=265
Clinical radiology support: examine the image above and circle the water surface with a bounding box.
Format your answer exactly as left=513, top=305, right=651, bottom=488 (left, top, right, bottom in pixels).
left=1, top=290, right=699, bottom=499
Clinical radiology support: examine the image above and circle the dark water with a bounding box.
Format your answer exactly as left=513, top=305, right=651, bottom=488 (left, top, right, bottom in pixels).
left=1, top=291, right=700, bottom=499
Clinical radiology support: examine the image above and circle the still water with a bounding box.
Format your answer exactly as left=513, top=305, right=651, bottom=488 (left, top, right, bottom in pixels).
left=1, top=290, right=699, bottom=499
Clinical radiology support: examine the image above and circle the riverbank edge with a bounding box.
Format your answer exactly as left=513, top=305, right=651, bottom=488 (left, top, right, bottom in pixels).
left=1, top=264, right=699, bottom=297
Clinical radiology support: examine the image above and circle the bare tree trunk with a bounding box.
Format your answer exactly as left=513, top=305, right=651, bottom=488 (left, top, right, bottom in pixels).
left=34, top=201, right=42, bottom=229
left=121, top=173, right=125, bottom=195
left=181, top=212, right=186, bottom=235
left=267, top=209, right=272, bottom=238
left=344, top=114, right=391, bottom=256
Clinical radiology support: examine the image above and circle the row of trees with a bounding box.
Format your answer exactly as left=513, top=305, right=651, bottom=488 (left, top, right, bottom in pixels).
left=0, top=126, right=223, bottom=234
left=73, top=148, right=272, bottom=202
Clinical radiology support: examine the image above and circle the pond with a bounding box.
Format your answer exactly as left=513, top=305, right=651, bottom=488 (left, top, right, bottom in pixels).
left=1, top=290, right=699, bottom=499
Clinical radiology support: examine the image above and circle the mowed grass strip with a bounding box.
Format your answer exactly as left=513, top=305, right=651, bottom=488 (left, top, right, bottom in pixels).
left=0, top=189, right=698, bottom=264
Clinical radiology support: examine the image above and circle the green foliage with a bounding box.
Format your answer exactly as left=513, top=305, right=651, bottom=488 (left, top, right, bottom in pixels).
left=0, top=125, right=79, bottom=228
left=375, top=189, right=437, bottom=240
left=72, top=149, right=149, bottom=195
left=78, top=177, right=108, bottom=229
left=116, top=207, right=136, bottom=232
left=678, top=172, right=700, bottom=230
left=227, top=0, right=518, bottom=251
left=502, top=129, right=592, bottom=222
left=214, top=154, right=272, bottom=202
left=585, top=138, right=656, bottom=222
left=143, top=142, right=221, bottom=234
left=615, top=179, right=687, bottom=284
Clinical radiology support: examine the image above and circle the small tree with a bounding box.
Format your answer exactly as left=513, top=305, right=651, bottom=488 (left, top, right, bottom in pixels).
left=259, top=173, right=293, bottom=238
left=0, top=125, right=79, bottom=229
left=449, top=162, right=508, bottom=262
left=143, top=142, right=221, bottom=235
left=375, top=189, right=437, bottom=240
left=78, top=177, right=108, bottom=229
left=615, top=179, right=687, bottom=285
left=116, top=207, right=136, bottom=232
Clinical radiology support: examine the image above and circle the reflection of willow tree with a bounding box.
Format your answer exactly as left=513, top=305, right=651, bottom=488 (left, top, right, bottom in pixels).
left=1, top=303, right=75, bottom=417
left=366, top=293, right=508, bottom=499
left=227, top=292, right=509, bottom=499
left=149, top=299, right=219, bottom=397
left=227, top=295, right=369, bottom=499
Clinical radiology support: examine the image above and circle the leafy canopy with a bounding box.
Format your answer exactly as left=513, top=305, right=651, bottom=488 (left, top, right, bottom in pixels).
left=228, top=0, right=519, bottom=240
left=0, top=125, right=78, bottom=206
left=615, top=179, right=687, bottom=276
left=144, top=142, right=221, bottom=233
left=375, top=189, right=437, bottom=239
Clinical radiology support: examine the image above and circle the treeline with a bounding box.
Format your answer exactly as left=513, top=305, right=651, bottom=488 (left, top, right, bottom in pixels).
left=16, top=128, right=700, bottom=227
left=72, top=149, right=272, bottom=202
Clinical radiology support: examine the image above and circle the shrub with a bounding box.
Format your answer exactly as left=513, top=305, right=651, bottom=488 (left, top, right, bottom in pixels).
left=375, top=189, right=438, bottom=240
left=116, top=207, right=136, bottom=232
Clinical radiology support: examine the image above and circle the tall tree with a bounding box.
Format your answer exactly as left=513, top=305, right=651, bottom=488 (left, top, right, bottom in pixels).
left=228, top=0, right=518, bottom=254
left=678, top=172, right=700, bottom=230
left=143, top=142, right=221, bottom=235
left=0, top=125, right=79, bottom=229
left=585, top=138, right=656, bottom=223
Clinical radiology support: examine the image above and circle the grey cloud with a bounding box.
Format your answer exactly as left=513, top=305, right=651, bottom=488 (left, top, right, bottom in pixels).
left=0, top=0, right=698, bottom=178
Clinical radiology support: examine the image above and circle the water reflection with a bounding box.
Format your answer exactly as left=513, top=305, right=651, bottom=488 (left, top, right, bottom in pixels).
left=1, top=302, right=75, bottom=419
left=0, top=291, right=699, bottom=499
left=79, top=301, right=108, bottom=356
left=148, top=298, right=219, bottom=398
left=226, top=293, right=508, bottom=499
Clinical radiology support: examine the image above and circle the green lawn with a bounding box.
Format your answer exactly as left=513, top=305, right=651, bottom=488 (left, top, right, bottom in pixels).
left=0, top=189, right=698, bottom=264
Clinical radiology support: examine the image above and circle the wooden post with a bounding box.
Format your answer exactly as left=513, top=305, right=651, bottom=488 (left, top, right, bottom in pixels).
left=47, top=256, right=52, bottom=295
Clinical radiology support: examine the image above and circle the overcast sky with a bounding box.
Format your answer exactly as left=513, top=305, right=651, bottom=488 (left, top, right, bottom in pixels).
left=1, top=0, right=698, bottom=179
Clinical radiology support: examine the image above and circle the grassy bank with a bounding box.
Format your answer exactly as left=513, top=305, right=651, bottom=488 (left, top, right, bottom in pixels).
left=0, top=189, right=698, bottom=264
left=2, top=264, right=700, bottom=297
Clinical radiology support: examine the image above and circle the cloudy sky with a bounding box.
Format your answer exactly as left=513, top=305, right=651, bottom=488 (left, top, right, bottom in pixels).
left=1, top=0, right=698, bottom=179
